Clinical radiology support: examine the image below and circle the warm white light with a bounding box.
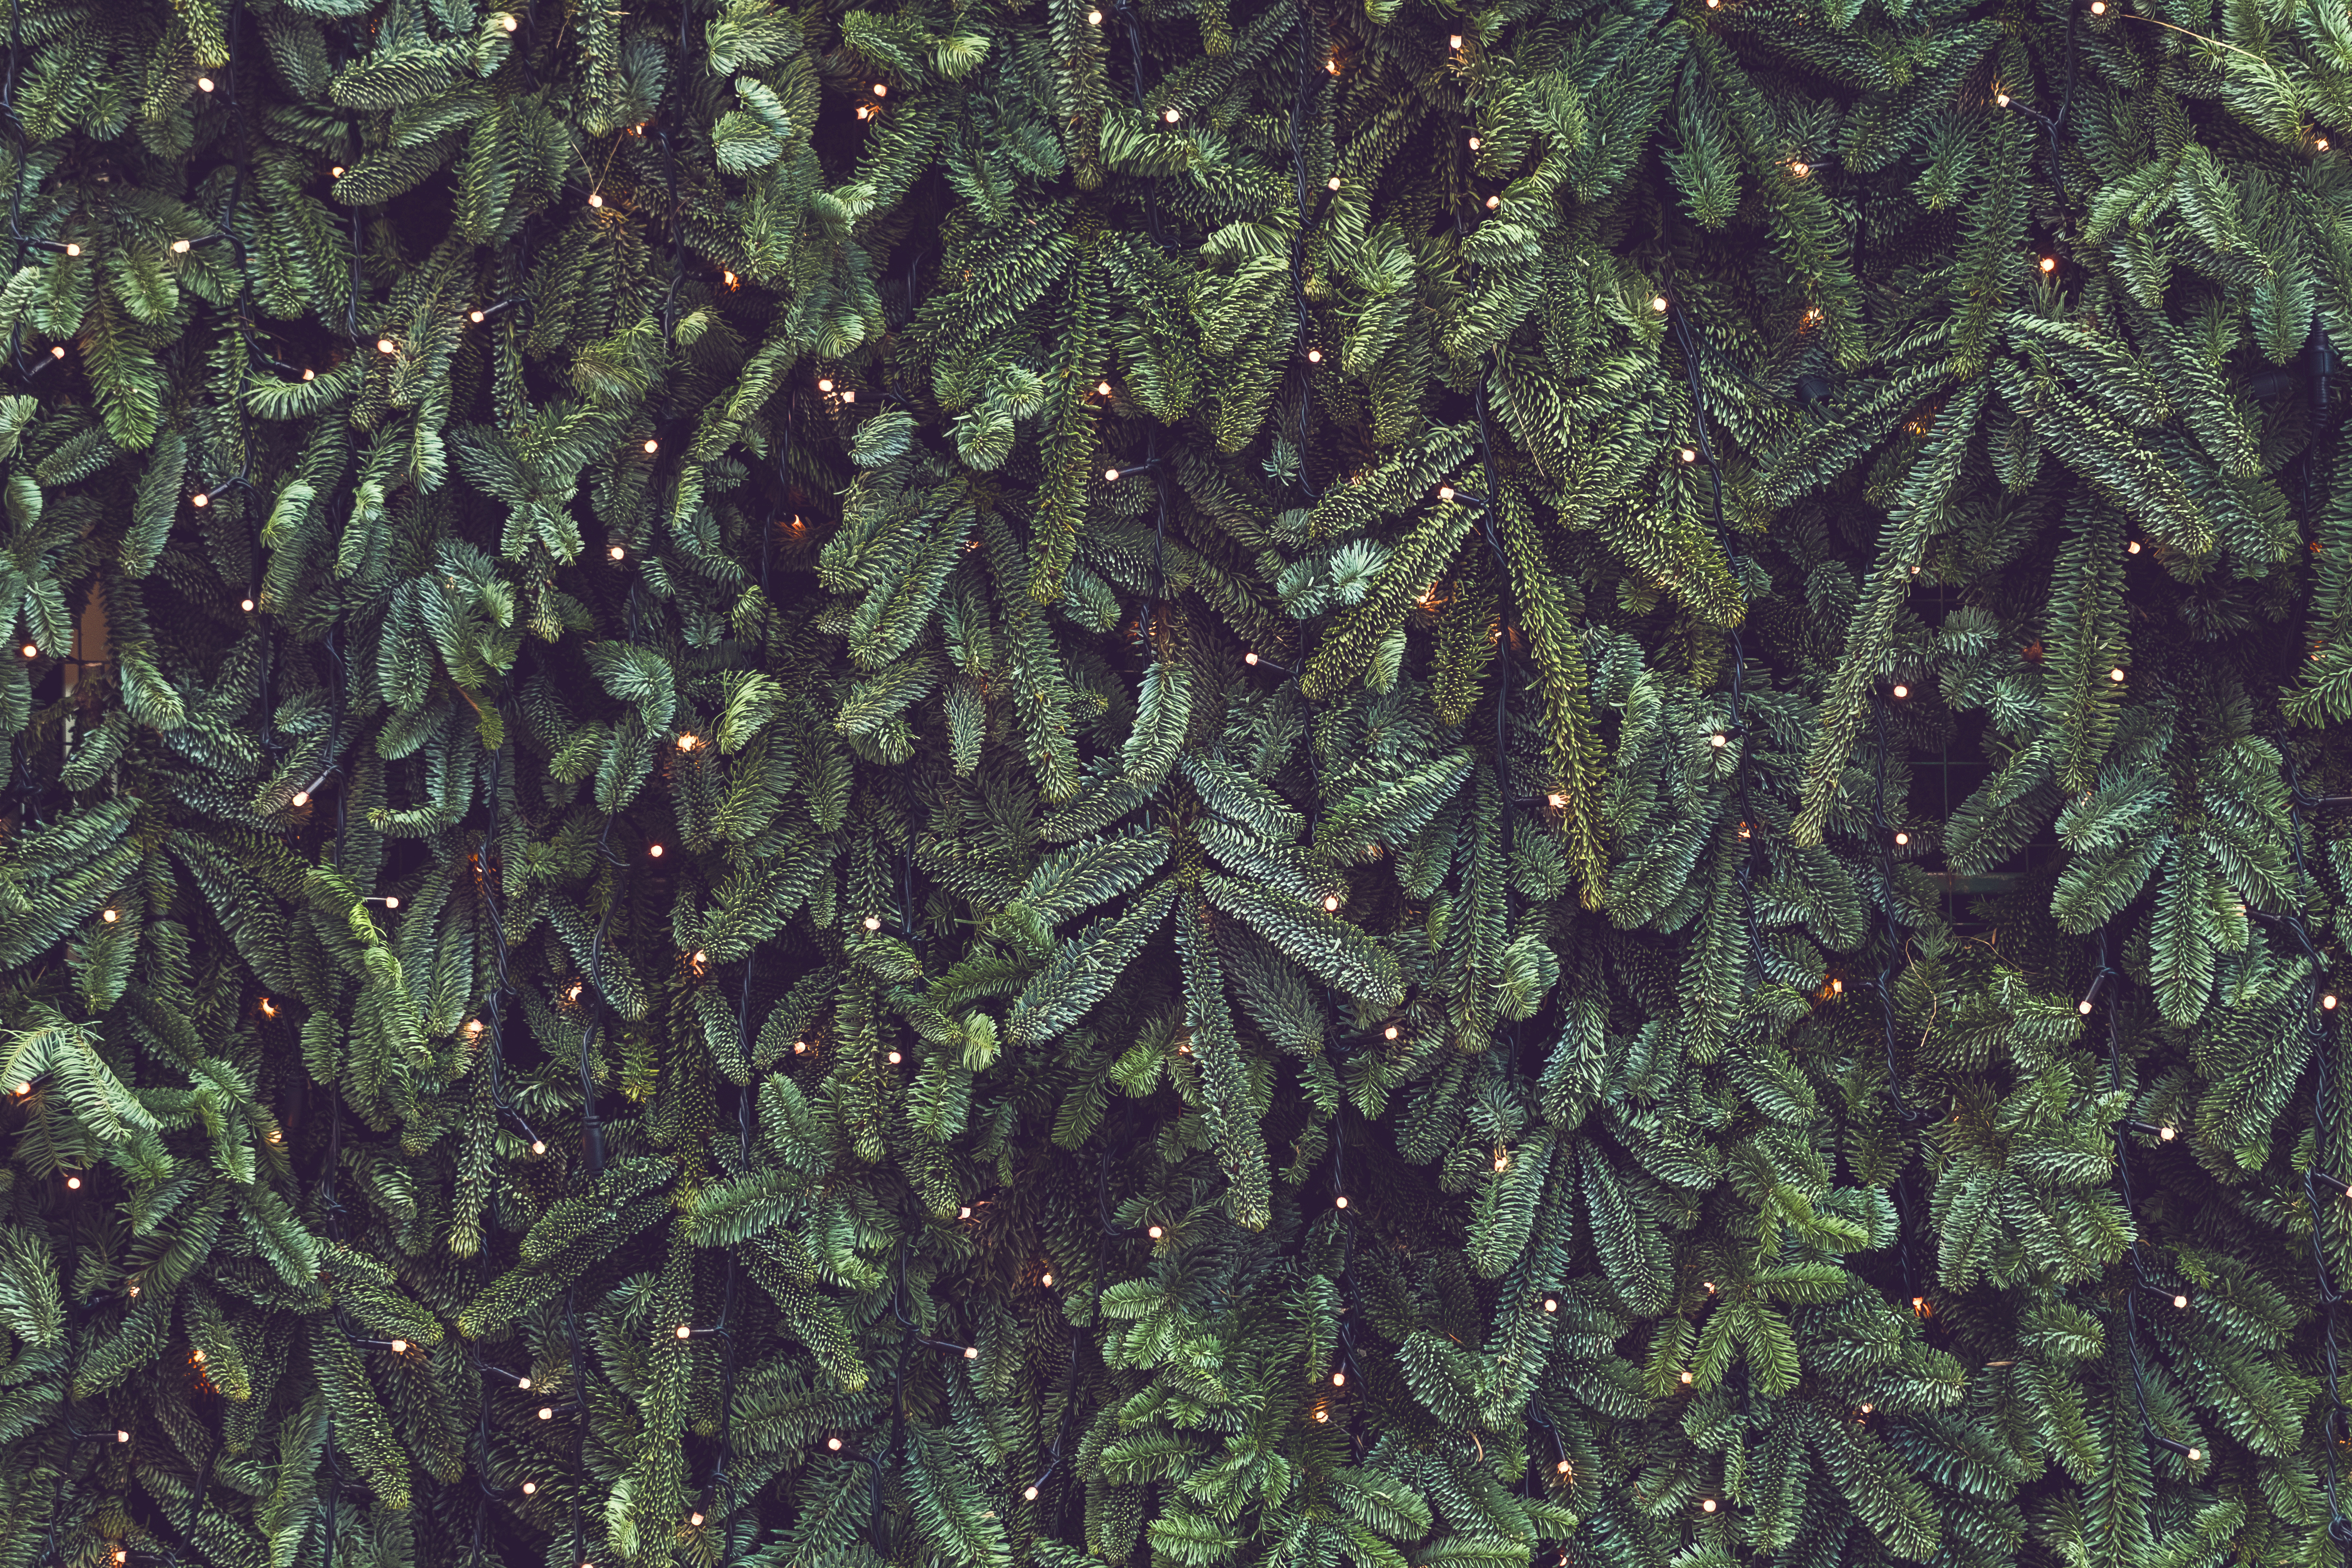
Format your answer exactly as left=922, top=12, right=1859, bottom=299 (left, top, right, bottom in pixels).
left=1147, top=1225, right=1164, bottom=1239
left=1892, top=684, right=1908, bottom=698
left=588, top=193, right=604, bottom=208
left=886, top=1050, right=902, bottom=1064
left=1680, top=1370, right=1693, bottom=1384
left=2173, top=1294, right=2187, bottom=1309
left=1332, top=1370, right=1345, bottom=1385
left=1652, top=296, right=1668, bottom=312
left=1701, top=1499, right=1716, bottom=1513
left=677, top=1325, right=693, bottom=1339
left=531, top=1140, right=546, bottom=1155
left=2088, top=1, right=2105, bottom=13
left=2187, top=1448, right=2201, bottom=1461
left=690, top=1513, right=704, bottom=1527
left=873, top=83, right=888, bottom=96
left=1894, top=831, right=1909, bottom=846
left=827, top=1437, right=842, bottom=1450
left=610, top=544, right=626, bottom=560
left=2039, top=255, right=2057, bottom=273
left=301, top=368, right=314, bottom=381
left=522, top=1481, right=538, bottom=1494
left=48, top=346, right=62, bottom=358
left=1383, top=1026, right=1398, bottom=1040
left=1555, top=1459, right=1570, bottom=1473
left=1323, top=895, right=1340, bottom=911
left=2159, top=1125, right=2177, bottom=1140
left=2326, top=995, right=2339, bottom=1010
left=172, top=239, right=191, bottom=254
left=1097, top=380, right=1112, bottom=396
left=241, top=599, right=255, bottom=613
left=1335, top=1195, right=1348, bottom=1208
left=959, top=1206, right=973, bottom=1220
left=470, top=309, right=485, bottom=323
left=539, top=1407, right=555, bottom=1420
left=1244, top=651, right=1259, bottom=665
left=678, top=733, right=700, bottom=751
left=863, top=915, right=881, bottom=931
left=1328, top=176, right=1341, bottom=190
left=500, top=14, right=518, bottom=29
left=1312, top=1409, right=1329, bottom=1422
left=102, top=908, right=119, bottom=923
left=192, top=492, right=209, bottom=508
left=1859, top=1402, right=1873, bottom=1413
left=197, top=76, right=214, bottom=92
left=1105, top=467, right=1122, bottom=482
left=648, top=844, right=663, bottom=858
left=2078, top=999, right=2094, bottom=1015
left=691, top=950, right=706, bottom=966
left=1995, top=91, right=2010, bottom=107
left=1468, top=136, right=1481, bottom=151
left=1087, top=7, right=1102, bottom=20
left=1438, top=485, right=1454, bottom=500
left=1041, top=1272, right=1053, bottom=1286
left=377, top=338, right=396, bottom=354
left=793, top=1040, right=808, bottom=1055
left=1163, top=108, right=1181, bottom=123
left=963, top=1346, right=978, bottom=1359
left=516, top=1376, right=529, bottom=1389
left=1306, top=348, right=1322, bottom=363
left=1790, top=160, right=1810, bottom=178
left=2321, top=139, right=2332, bottom=152
left=330, top=166, right=346, bottom=179
left=818, top=377, right=834, bottom=392
left=643, top=439, right=658, bottom=454
left=11, top=1083, right=26, bottom=1097
left=1542, top=1297, right=1557, bottom=1312
left=383, top=897, right=399, bottom=910
left=1679, top=447, right=1696, bottom=464
left=1484, top=195, right=1499, bottom=210
left=291, top=791, right=309, bottom=808
left=1024, top=1486, right=1040, bottom=1501
left=389, top=1339, right=408, bottom=1354
left=1710, top=733, right=1727, bottom=748
left=723, top=271, right=738, bottom=286
left=2109, top=667, right=2125, bottom=682
left=114, top=1428, right=128, bottom=1441
left=1450, top=33, right=1463, bottom=46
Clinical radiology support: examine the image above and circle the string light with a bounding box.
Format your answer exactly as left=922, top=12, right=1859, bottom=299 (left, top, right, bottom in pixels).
left=1790, top=160, right=1810, bottom=177
left=677, top=733, right=701, bottom=751
left=959, top=1206, right=973, bottom=1220
left=1652, top=295, right=1668, bottom=312
left=389, top=1339, right=408, bottom=1354
left=1892, top=684, right=1908, bottom=698
left=1450, top=32, right=1463, bottom=47
left=1146, top=1224, right=1164, bottom=1239
left=1701, top=1499, right=1717, bottom=1513
left=192, top=491, right=209, bottom=508
left=1244, top=652, right=1260, bottom=665
left=1710, top=732, right=1727, bottom=748
left=1096, top=380, right=1113, bottom=396
left=241, top=598, right=255, bottom=613
left=290, top=791, right=308, bottom=808
left=1542, top=1297, right=1557, bottom=1312
left=2173, top=1293, right=2188, bottom=1308
left=1306, top=347, right=1322, bottom=363
left=1679, top=447, right=1696, bottom=463
left=531, top=1140, right=547, bottom=1155
left=1680, top=1370, right=1693, bottom=1384
left=47, top=345, right=61, bottom=358
left=648, top=843, right=663, bottom=857
left=2088, top=0, right=2105, bottom=13
left=499, top=13, right=518, bottom=29
left=2128, top=539, right=2141, bottom=554
left=1484, top=195, right=1499, bottom=210
left=330, top=165, right=345, bottom=179
left=886, top=1050, right=902, bottom=1064
left=1162, top=108, right=1181, bottom=123
left=196, top=76, right=214, bottom=92
left=65, top=1175, right=80, bottom=1190
left=817, top=377, right=834, bottom=392
left=469, top=308, right=485, bottom=323
left=1041, top=1272, right=1054, bottom=1286
left=723, top=270, right=738, bottom=286
left=642, top=439, right=658, bottom=454
left=2325, top=994, right=2339, bottom=1010
left=588, top=192, right=604, bottom=208
left=1468, top=136, right=1481, bottom=150
left=862, top=915, right=882, bottom=930
left=1322, top=895, right=1340, bottom=911
left=1859, top=1402, right=1873, bottom=1413
left=690, top=1513, right=705, bottom=1527
left=2321, top=138, right=2332, bottom=151
left=1547, top=792, right=1567, bottom=808
left=2109, top=667, right=2126, bottom=682
left=1087, top=7, right=1102, bottom=20
left=1995, top=90, right=2011, bottom=107
left=793, top=1039, right=808, bottom=1054
left=11, top=1082, right=26, bottom=1096
left=17, top=643, right=32, bottom=659
left=1438, top=485, right=1455, bottom=500
left=610, top=544, right=626, bottom=560
left=1105, top=466, right=1122, bottom=482
left=827, top=1437, right=843, bottom=1450
left=2038, top=255, right=2057, bottom=273
left=1894, top=831, right=1910, bottom=846
left=102, top=907, right=119, bottom=923
left=1312, top=1409, right=1329, bottom=1422
left=1334, top=1195, right=1348, bottom=1208
left=1024, top=1485, right=1040, bottom=1501
left=873, top=83, right=888, bottom=96
left=1327, top=176, right=1341, bottom=190
left=676, top=1325, right=692, bottom=1339
left=172, top=239, right=191, bottom=254
left=539, top=1406, right=556, bottom=1420
left=963, top=1346, right=978, bottom=1359
left=60, top=242, right=79, bottom=257
left=1383, top=1026, right=1398, bottom=1040
left=377, top=337, right=396, bottom=354
left=522, top=1481, right=538, bottom=1495
left=2159, top=1125, right=2178, bottom=1140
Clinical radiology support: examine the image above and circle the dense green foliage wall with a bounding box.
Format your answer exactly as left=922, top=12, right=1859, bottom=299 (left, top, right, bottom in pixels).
left=1, top=0, right=2351, bottom=1563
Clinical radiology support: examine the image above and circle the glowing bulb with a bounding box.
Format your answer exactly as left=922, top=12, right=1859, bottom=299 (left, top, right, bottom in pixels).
left=1710, top=733, right=1727, bottom=748
left=1105, top=467, right=1122, bottom=482
left=1468, top=136, right=1481, bottom=150
left=818, top=377, right=834, bottom=392
left=724, top=271, right=738, bottom=286
left=828, top=1437, right=843, bottom=1450
left=1335, top=1195, right=1348, bottom=1208
left=61, top=242, right=80, bottom=257
left=2088, top=1, right=2104, bottom=13
left=383, top=897, right=399, bottom=910
left=539, top=1407, right=555, bottom=1420
left=963, top=1346, right=978, bottom=1359
left=2078, top=999, right=2094, bottom=1015
left=1679, top=447, right=1696, bottom=463
left=1438, top=485, right=1455, bottom=500
left=522, top=1481, right=538, bottom=1495
left=2187, top=1448, right=2201, bottom=1461
left=887, top=1050, right=902, bottom=1064
left=301, top=368, right=314, bottom=381
left=2159, top=1125, right=2177, bottom=1140
left=2173, top=1293, right=2187, bottom=1308
left=873, top=83, right=888, bottom=96
left=469, top=309, right=485, bottom=323
left=1041, top=1272, right=1053, bottom=1286
left=172, top=239, right=190, bottom=254
left=197, top=76, right=214, bottom=92
left=691, top=950, right=706, bottom=966
left=1995, top=91, right=2010, bottom=106
left=1701, top=1499, right=1717, bottom=1513
left=690, top=1514, right=704, bottom=1527
left=500, top=14, right=518, bottom=29
left=649, top=843, right=664, bottom=858
left=241, top=598, right=255, bottom=613
left=2038, top=256, right=2057, bottom=273
left=1244, top=651, right=1260, bottom=665
left=862, top=915, right=881, bottom=931
left=588, top=192, right=604, bottom=208
left=1494, top=1153, right=1509, bottom=1171
left=1790, top=160, right=1810, bottom=177
left=1163, top=108, right=1181, bottom=123
left=676, top=1325, right=692, bottom=1339
left=2109, top=667, right=2125, bottom=682
left=259, top=997, right=279, bottom=1017
left=389, top=1339, right=408, bottom=1354
left=2326, top=994, right=2339, bottom=1010
left=1322, top=895, right=1340, bottom=911
left=1894, top=831, right=1910, bottom=846
left=610, top=544, right=626, bottom=560
left=1484, top=195, right=1499, bottom=210
left=2321, top=139, right=2332, bottom=151
left=192, top=492, right=209, bottom=508
left=959, top=1206, right=973, bottom=1220
left=1383, top=1026, right=1398, bottom=1040
left=1831, top=979, right=1844, bottom=994
left=1556, top=1459, right=1570, bottom=1473
left=1147, top=1225, right=1164, bottom=1239
left=11, top=1083, right=26, bottom=1096
left=48, top=346, right=62, bottom=358
left=2128, top=539, right=2141, bottom=554
left=1704, top=1282, right=1717, bottom=1292
left=66, top=1176, right=80, bottom=1190
left=102, top=907, right=119, bottom=923
left=1328, top=176, right=1341, bottom=190
left=1306, top=348, right=1322, bottom=363
left=793, top=1039, right=808, bottom=1054
left=1543, top=1297, right=1557, bottom=1312
left=1087, top=7, right=1102, bottom=19
left=532, top=1140, right=547, bottom=1155
left=114, top=1428, right=128, bottom=1441
left=377, top=338, right=396, bottom=354
left=291, top=792, right=309, bottom=808
left=331, top=166, right=346, bottom=178
left=566, top=983, right=583, bottom=1001
left=1312, top=1409, right=1329, bottom=1422
left=1680, top=1370, right=1693, bottom=1384
left=1450, top=32, right=1463, bottom=46
left=1097, top=380, right=1113, bottom=396
left=678, top=733, right=700, bottom=751
left=1652, top=295, right=1668, bottom=312
left=1326, top=57, right=1339, bottom=73
left=643, top=439, right=658, bottom=454
left=1859, top=1402, right=1873, bottom=1413
left=1892, top=684, right=1908, bottom=698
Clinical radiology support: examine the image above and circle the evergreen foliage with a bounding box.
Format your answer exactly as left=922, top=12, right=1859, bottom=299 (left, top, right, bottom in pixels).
left=0, top=0, right=2347, bottom=1564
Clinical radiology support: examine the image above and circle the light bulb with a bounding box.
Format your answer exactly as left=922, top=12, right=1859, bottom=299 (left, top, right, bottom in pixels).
left=677, top=733, right=699, bottom=751
left=1306, top=348, right=1322, bottom=363
left=1244, top=651, right=1260, bottom=665
left=723, top=271, right=738, bottom=286
left=539, top=1406, right=555, bottom=1419
left=2038, top=256, right=2057, bottom=273
left=11, top=1083, right=26, bottom=1096
left=588, top=192, right=603, bottom=208
left=517, top=1376, right=529, bottom=1389
left=2160, top=1125, right=2177, bottom=1140
left=66, top=1175, right=81, bottom=1190
left=648, top=843, right=663, bottom=857
left=522, top=1481, right=538, bottom=1495
left=1439, top=484, right=1455, bottom=499
left=1892, top=683, right=1908, bottom=698
left=2078, top=999, right=2094, bottom=1015
left=1679, top=447, right=1696, bottom=463
left=2322, top=139, right=2332, bottom=151
left=389, top=1339, right=408, bottom=1354
left=1332, top=1371, right=1345, bottom=1385
left=959, top=1206, right=973, bottom=1219
left=2109, top=667, right=2125, bottom=682
left=1556, top=1459, right=1570, bottom=1473
left=291, top=792, right=309, bottom=808
left=1313, top=1409, right=1329, bottom=1422
left=1494, top=1153, right=1509, bottom=1171
left=1680, top=1370, right=1692, bottom=1384
left=2325, top=995, right=2339, bottom=1010
left=241, top=598, right=255, bottom=613
left=1323, top=895, right=1340, bottom=911
left=330, top=165, right=346, bottom=178
left=2089, top=1, right=2104, bottom=13
left=531, top=1140, right=546, bottom=1155
left=1024, top=1486, right=1040, bottom=1501
left=1335, top=1195, right=1349, bottom=1208
left=2187, top=1447, right=2201, bottom=1461
left=873, top=83, right=888, bottom=96
left=1105, top=466, right=1122, bottom=482
left=691, top=950, right=706, bottom=965
left=1995, top=91, right=2010, bottom=106
left=1485, top=195, right=1499, bottom=210
left=1326, top=57, right=1339, bottom=73
left=1860, top=1402, right=1873, bottom=1413
left=259, top=998, right=279, bottom=1017
left=1704, top=1282, right=1717, bottom=1292
left=963, top=1346, right=978, bottom=1359
left=500, top=14, right=518, bottom=29
left=1163, top=108, right=1181, bottom=123
left=793, top=1039, right=808, bottom=1054
left=1041, top=1272, right=1053, bottom=1286
left=2173, top=1293, right=2187, bottom=1308
left=1097, top=380, right=1112, bottom=396
left=18, top=643, right=33, bottom=660
left=48, top=345, right=62, bottom=358
left=470, top=309, right=485, bottom=323
left=102, top=907, right=119, bottom=923
left=1328, top=176, right=1341, bottom=190
left=301, top=368, right=314, bottom=381
left=1832, top=979, right=1844, bottom=994
left=1087, top=7, right=1102, bottom=20
left=172, top=239, right=190, bottom=254
left=197, top=76, right=214, bottom=92
left=642, top=439, right=658, bottom=454
left=192, top=492, right=209, bottom=508
left=1450, top=32, right=1463, bottom=46
left=1894, top=831, right=1910, bottom=846
left=1543, top=1297, right=1557, bottom=1312
left=1701, top=1499, right=1717, bottom=1513
left=817, top=377, right=834, bottom=392
left=1709, top=733, right=1727, bottom=748
left=1147, top=1224, right=1164, bottom=1239
left=1652, top=295, right=1668, bottom=312
left=690, top=1513, right=704, bottom=1527
left=886, top=1050, right=902, bottom=1064
left=1790, top=160, right=1810, bottom=177
left=2128, top=539, right=2141, bottom=554
left=1468, top=136, right=1481, bottom=150
left=828, top=1437, right=843, bottom=1450
left=383, top=897, right=399, bottom=910
left=128, top=1285, right=139, bottom=1297
left=115, top=1428, right=128, bottom=1441
left=377, top=338, right=396, bottom=354
left=862, top=915, right=881, bottom=931
left=677, top=1325, right=692, bottom=1339
left=609, top=544, right=626, bottom=560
